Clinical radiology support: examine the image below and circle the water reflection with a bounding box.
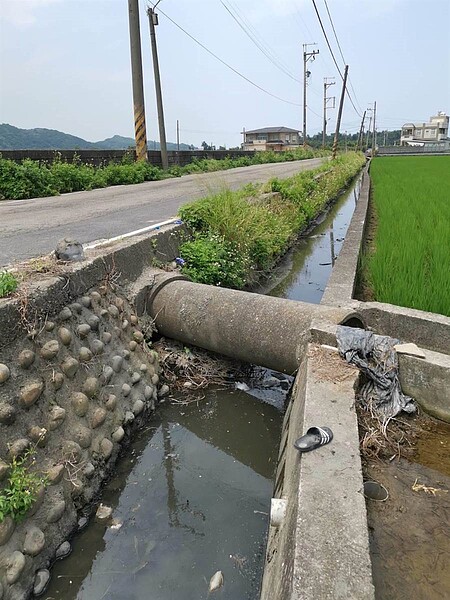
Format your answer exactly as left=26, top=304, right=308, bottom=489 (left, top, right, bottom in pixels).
left=264, top=177, right=361, bottom=303
left=44, top=389, right=282, bottom=600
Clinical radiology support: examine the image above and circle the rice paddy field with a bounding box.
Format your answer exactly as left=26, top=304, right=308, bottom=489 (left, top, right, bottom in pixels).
left=364, top=156, right=450, bottom=317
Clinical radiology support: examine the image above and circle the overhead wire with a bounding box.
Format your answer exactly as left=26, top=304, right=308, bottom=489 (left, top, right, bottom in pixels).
left=310, top=0, right=362, bottom=117
left=152, top=4, right=303, bottom=108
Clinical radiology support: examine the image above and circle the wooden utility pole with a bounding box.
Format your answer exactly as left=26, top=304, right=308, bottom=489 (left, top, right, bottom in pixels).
left=357, top=110, right=366, bottom=151
left=128, top=0, right=148, bottom=161
left=176, top=120, right=180, bottom=152
left=148, top=4, right=169, bottom=170
left=365, top=114, right=372, bottom=149
left=322, top=77, right=335, bottom=148
left=303, top=44, right=319, bottom=147
left=372, top=101, right=377, bottom=156
left=332, top=65, right=348, bottom=160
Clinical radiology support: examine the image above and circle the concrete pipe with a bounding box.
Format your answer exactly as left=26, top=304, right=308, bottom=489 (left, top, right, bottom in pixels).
left=148, top=272, right=359, bottom=374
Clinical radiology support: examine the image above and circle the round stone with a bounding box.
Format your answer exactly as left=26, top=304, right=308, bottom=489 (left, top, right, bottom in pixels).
left=79, top=347, right=93, bottom=362
left=0, top=364, right=10, bottom=383
left=111, top=355, right=123, bottom=373
left=112, top=427, right=125, bottom=443
left=58, top=307, right=72, bottom=321
left=123, top=349, right=130, bottom=360
left=108, top=305, right=119, bottom=318
left=55, top=541, right=71, bottom=560
left=61, top=357, right=79, bottom=379
left=100, top=438, right=113, bottom=459
left=147, top=351, right=156, bottom=364
left=129, top=341, right=137, bottom=352
left=78, top=515, right=89, bottom=530
left=27, top=485, right=45, bottom=517
left=131, top=372, right=141, bottom=385
left=72, top=392, right=89, bottom=416
left=115, top=297, right=124, bottom=311
left=29, top=426, right=48, bottom=445
left=151, top=374, right=159, bottom=386
left=18, top=349, right=35, bottom=369
left=81, top=296, right=91, bottom=308
left=139, top=363, right=148, bottom=373
left=70, top=302, right=83, bottom=314
left=122, top=320, right=129, bottom=330
left=0, top=403, right=16, bottom=425
left=144, top=385, right=153, bottom=400
left=23, top=526, right=45, bottom=556
left=0, top=516, right=15, bottom=546
left=62, top=440, right=83, bottom=463
left=130, top=315, right=138, bottom=325
left=33, top=569, right=50, bottom=596
left=124, top=411, right=134, bottom=424
left=133, top=331, right=144, bottom=343
left=48, top=406, right=66, bottom=431
left=58, top=327, right=72, bottom=346
left=47, top=500, right=66, bottom=524
left=20, top=380, right=44, bottom=408
left=90, top=339, right=104, bottom=355
left=83, top=463, right=95, bottom=478
left=100, top=309, right=109, bottom=318
left=6, top=551, right=26, bottom=584
left=113, top=326, right=122, bottom=337
left=87, top=315, right=100, bottom=331
left=8, top=438, right=30, bottom=459
left=90, top=291, right=101, bottom=302
left=44, top=321, right=55, bottom=332
left=83, top=377, right=99, bottom=398
left=105, top=395, right=117, bottom=411
left=159, top=384, right=170, bottom=398
left=40, top=340, right=60, bottom=360
left=77, top=324, right=91, bottom=338
left=100, top=366, right=114, bottom=385
left=91, top=407, right=107, bottom=429
left=102, top=332, right=112, bottom=344
left=52, top=372, right=64, bottom=390
left=47, top=464, right=64, bottom=484
left=73, top=426, right=92, bottom=448
left=132, top=399, right=145, bottom=416
left=122, top=383, right=131, bottom=397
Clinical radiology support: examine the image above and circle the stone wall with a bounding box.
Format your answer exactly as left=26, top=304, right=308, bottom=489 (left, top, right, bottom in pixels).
left=0, top=280, right=168, bottom=599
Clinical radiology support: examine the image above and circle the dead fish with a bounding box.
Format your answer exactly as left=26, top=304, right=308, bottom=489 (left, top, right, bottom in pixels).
left=208, top=570, right=224, bottom=593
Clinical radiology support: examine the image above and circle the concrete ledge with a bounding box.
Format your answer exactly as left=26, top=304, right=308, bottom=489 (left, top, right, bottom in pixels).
left=261, top=345, right=375, bottom=600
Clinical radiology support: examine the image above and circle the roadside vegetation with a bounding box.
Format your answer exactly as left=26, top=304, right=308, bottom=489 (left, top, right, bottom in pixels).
left=0, top=147, right=326, bottom=201
left=0, top=271, right=18, bottom=298
left=361, top=156, right=450, bottom=317
left=178, top=152, right=365, bottom=288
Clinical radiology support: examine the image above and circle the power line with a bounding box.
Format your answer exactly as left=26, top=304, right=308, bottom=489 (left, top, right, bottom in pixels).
left=220, top=0, right=301, bottom=84
left=309, top=0, right=362, bottom=117
left=322, top=0, right=363, bottom=114
left=154, top=4, right=303, bottom=108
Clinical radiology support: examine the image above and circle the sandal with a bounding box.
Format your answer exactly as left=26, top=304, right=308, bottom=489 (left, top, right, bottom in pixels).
left=294, top=426, right=333, bottom=452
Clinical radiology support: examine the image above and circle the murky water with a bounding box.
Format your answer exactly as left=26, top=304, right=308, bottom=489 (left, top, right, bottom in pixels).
left=43, top=181, right=361, bottom=599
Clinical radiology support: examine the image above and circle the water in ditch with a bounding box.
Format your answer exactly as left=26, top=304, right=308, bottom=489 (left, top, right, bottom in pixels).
left=43, top=181, right=361, bottom=599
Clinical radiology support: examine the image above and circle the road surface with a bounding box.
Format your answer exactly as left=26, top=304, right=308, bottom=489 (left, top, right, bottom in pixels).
left=0, top=158, right=324, bottom=266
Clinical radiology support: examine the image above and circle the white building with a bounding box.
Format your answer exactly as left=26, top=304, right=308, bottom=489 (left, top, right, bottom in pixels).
left=400, top=111, right=449, bottom=147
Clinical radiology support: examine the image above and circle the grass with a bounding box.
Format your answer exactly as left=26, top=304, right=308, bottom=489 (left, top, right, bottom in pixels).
left=0, top=147, right=327, bottom=201
left=363, top=156, right=450, bottom=316
left=0, top=271, right=18, bottom=298
left=179, top=152, right=365, bottom=288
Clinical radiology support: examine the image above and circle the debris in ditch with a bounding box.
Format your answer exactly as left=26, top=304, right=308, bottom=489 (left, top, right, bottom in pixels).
left=95, top=503, right=113, bottom=522
left=110, top=519, right=123, bottom=530
left=394, top=342, right=426, bottom=359
left=336, top=326, right=416, bottom=428
left=411, top=479, right=448, bottom=496
left=235, top=381, right=250, bottom=391
left=208, top=570, right=224, bottom=593
left=154, top=338, right=247, bottom=393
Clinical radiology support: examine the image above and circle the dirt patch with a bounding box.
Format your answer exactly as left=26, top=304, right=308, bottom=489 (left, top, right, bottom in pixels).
left=308, top=344, right=358, bottom=383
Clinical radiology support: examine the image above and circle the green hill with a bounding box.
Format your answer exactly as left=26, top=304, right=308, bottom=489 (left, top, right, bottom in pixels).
left=0, top=124, right=193, bottom=151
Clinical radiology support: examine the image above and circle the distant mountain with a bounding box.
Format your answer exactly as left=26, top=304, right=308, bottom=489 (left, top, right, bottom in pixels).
left=0, top=124, right=193, bottom=151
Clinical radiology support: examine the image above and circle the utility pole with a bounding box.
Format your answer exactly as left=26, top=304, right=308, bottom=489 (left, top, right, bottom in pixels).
left=372, top=101, right=377, bottom=156
left=332, top=65, right=348, bottom=160
left=357, top=110, right=366, bottom=151
left=128, top=0, right=148, bottom=161
left=147, top=3, right=169, bottom=170
left=383, top=130, right=387, bottom=146
left=365, top=113, right=372, bottom=149
left=303, top=43, right=319, bottom=147
left=176, top=120, right=180, bottom=152
left=322, top=77, right=335, bottom=148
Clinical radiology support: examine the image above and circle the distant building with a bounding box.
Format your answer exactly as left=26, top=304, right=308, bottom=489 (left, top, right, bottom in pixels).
left=242, top=127, right=301, bottom=151
left=400, top=111, right=449, bottom=147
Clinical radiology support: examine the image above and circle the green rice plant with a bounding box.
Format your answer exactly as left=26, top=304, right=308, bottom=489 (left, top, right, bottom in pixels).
left=365, top=156, right=450, bottom=316
left=0, top=271, right=18, bottom=297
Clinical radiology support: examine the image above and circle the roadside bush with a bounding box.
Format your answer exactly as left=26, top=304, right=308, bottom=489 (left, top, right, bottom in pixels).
left=0, top=271, right=18, bottom=297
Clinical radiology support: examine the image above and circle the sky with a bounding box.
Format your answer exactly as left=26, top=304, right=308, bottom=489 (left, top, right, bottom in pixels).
left=0, top=0, right=449, bottom=148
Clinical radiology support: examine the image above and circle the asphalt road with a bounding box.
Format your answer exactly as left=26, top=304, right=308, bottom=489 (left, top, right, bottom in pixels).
left=0, top=158, right=324, bottom=267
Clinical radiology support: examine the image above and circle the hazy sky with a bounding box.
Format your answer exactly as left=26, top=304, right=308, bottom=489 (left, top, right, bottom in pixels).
left=1, top=0, right=449, bottom=147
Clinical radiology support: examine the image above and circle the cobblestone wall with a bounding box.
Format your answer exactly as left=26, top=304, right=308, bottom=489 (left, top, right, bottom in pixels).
left=0, top=283, right=166, bottom=599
